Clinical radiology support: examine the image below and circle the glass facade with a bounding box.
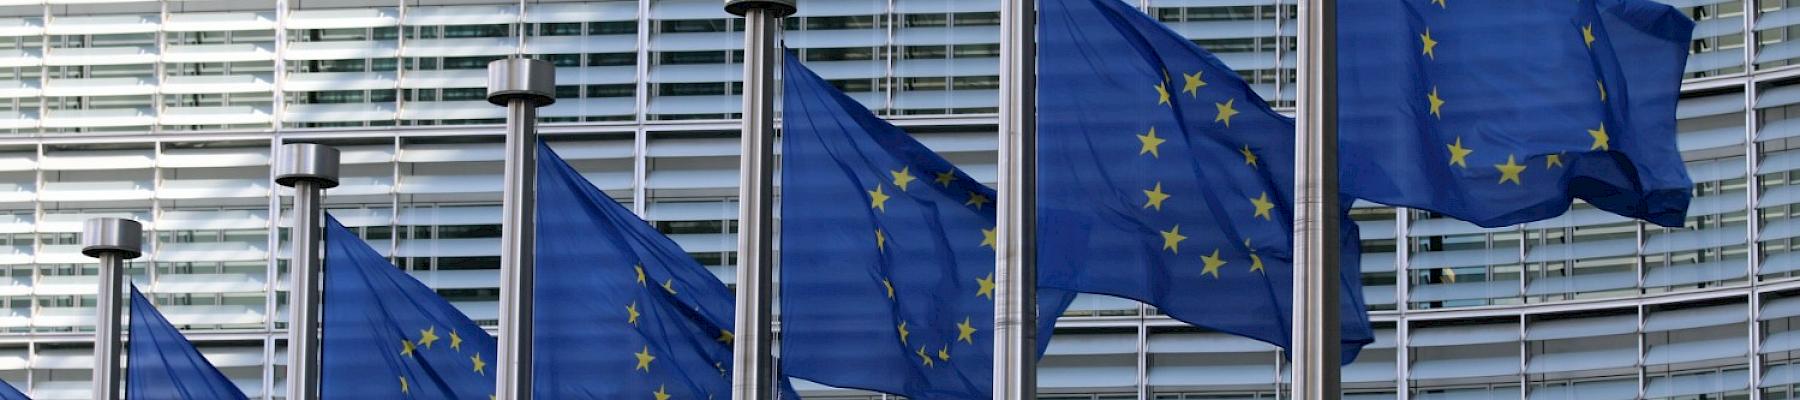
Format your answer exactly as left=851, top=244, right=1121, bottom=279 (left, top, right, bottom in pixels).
left=0, top=0, right=1770, bottom=399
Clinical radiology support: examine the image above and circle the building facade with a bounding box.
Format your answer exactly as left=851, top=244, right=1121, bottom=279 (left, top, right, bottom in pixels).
left=0, top=0, right=1767, bottom=398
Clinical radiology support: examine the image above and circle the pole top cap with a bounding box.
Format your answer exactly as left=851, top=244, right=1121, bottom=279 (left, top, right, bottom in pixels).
left=487, top=58, right=556, bottom=107
left=724, top=0, right=796, bottom=17
left=80, top=218, right=141, bottom=259
left=275, top=143, right=341, bottom=188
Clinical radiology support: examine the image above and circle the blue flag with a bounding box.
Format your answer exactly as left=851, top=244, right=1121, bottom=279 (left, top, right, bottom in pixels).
left=0, top=379, right=23, bottom=400
left=780, top=52, right=1076, bottom=398
left=536, top=142, right=796, bottom=398
left=1338, top=0, right=1695, bottom=228
left=1036, top=0, right=1374, bottom=360
left=125, top=286, right=248, bottom=400
left=322, top=216, right=497, bottom=399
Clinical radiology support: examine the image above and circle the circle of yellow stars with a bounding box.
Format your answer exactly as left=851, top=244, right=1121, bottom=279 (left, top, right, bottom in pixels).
left=395, top=325, right=489, bottom=398
left=863, top=161, right=1001, bottom=370
left=1139, top=67, right=1269, bottom=280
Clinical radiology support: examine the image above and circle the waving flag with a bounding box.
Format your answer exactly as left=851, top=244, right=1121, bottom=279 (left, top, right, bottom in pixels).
left=321, top=216, right=496, bottom=399
left=1337, top=0, right=1694, bottom=227
left=1036, top=0, right=1374, bottom=360
left=780, top=51, right=1076, bottom=398
left=125, top=286, right=248, bottom=400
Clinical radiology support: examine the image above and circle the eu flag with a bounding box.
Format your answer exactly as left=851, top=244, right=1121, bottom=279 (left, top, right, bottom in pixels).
left=1338, top=0, right=1695, bottom=228
left=1037, top=0, right=1374, bottom=359
left=536, top=142, right=781, bottom=398
left=0, top=379, right=22, bottom=400
left=125, top=286, right=248, bottom=400
left=780, top=52, right=1076, bottom=398
left=321, top=216, right=497, bottom=399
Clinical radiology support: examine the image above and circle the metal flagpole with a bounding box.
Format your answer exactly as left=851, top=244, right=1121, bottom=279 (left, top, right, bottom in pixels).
left=275, top=143, right=340, bottom=400
left=723, top=1, right=792, bottom=399
left=995, top=0, right=1038, bottom=398
left=488, top=58, right=555, bottom=400
left=1294, top=0, right=1342, bottom=399
left=83, top=217, right=141, bottom=400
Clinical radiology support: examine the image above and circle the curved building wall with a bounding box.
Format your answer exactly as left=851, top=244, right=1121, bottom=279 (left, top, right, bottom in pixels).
left=0, top=0, right=1764, bottom=399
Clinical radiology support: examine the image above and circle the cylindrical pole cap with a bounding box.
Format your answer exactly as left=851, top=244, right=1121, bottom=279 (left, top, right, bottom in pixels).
left=725, top=0, right=796, bottom=17
left=275, top=143, right=341, bottom=189
left=81, top=218, right=142, bottom=259
left=487, top=58, right=556, bottom=107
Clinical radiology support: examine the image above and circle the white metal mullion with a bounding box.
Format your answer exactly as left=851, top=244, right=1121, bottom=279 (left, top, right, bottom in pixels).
left=1395, top=207, right=1411, bottom=400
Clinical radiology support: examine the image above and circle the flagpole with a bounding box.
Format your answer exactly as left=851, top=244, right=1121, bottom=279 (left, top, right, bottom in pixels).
left=1294, top=0, right=1342, bottom=399
left=82, top=217, right=141, bottom=400
left=275, top=143, right=340, bottom=400
left=995, top=0, right=1038, bottom=398
left=489, top=58, right=555, bottom=400
left=724, top=1, right=792, bottom=399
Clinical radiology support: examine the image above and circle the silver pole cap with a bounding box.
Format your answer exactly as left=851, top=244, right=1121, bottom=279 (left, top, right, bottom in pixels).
left=487, top=58, right=556, bottom=107
left=80, top=218, right=142, bottom=259
left=275, top=143, right=341, bottom=189
left=724, top=0, right=796, bottom=17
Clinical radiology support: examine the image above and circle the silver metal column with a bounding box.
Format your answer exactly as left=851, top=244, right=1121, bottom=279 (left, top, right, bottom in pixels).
left=275, top=143, right=340, bottom=400
left=996, top=0, right=1039, bottom=398
left=1294, top=0, right=1342, bottom=399
left=724, top=1, right=793, bottom=399
left=83, top=218, right=142, bottom=400
left=488, top=58, right=555, bottom=400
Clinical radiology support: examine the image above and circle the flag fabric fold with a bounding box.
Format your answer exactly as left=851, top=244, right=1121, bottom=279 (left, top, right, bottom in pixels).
left=321, top=216, right=497, bottom=399
left=1037, top=0, right=1374, bottom=360
left=536, top=141, right=787, bottom=398
left=779, top=51, right=1076, bottom=399
left=125, top=285, right=248, bottom=400
left=1338, top=0, right=1695, bottom=228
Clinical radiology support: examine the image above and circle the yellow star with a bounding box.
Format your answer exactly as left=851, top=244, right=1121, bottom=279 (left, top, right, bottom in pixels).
left=1137, top=126, right=1166, bottom=158
left=938, top=345, right=951, bottom=361
left=891, top=167, right=917, bottom=191
left=1588, top=124, right=1609, bottom=150
left=654, top=385, right=672, bottom=400
left=1250, top=192, right=1275, bottom=220
left=1447, top=136, right=1473, bottom=168
left=1143, top=182, right=1171, bottom=211
left=662, top=279, right=678, bottom=295
left=400, top=339, right=415, bottom=357
left=1421, top=28, right=1438, bottom=59
left=957, top=317, right=977, bottom=344
left=1495, top=154, right=1526, bottom=185
left=980, top=228, right=996, bottom=248
left=1427, top=87, right=1444, bottom=118
left=1161, top=225, right=1187, bottom=254
left=883, top=278, right=895, bottom=299
left=635, top=264, right=646, bottom=287
left=1249, top=253, right=1264, bottom=273
left=1181, top=71, right=1206, bottom=96
left=450, top=331, right=463, bottom=351
left=868, top=185, right=891, bottom=212
left=977, top=273, right=995, bottom=299
left=471, top=352, right=487, bottom=375
left=1155, top=82, right=1170, bottom=106
left=1596, top=80, right=1606, bottom=102
left=627, top=302, right=641, bottom=325
left=1240, top=145, right=1258, bottom=167
left=1546, top=153, right=1564, bottom=168
left=966, top=192, right=992, bottom=209
left=917, top=345, right=935, bottom=367
left=718, top=329, right=734, bottom=344
left=897, top=321, right=911, bottom=344
left=1582, top=24, right=1595, bottom=48
left=876, top=229, right=887, bottom=252
left=1201, top=249, right=1226, bottom=278
left=399, top=376, right=409, bottom=394
left=1214, top=99, right=1239, bottom=127
left=417, top=327, right=439, bottom=349
left=1432, top=0, right=1445, bottom=8
left=635, top=346, right=655, bottom=372
left=934, top=171, right=956, bottom=187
